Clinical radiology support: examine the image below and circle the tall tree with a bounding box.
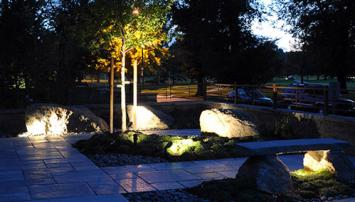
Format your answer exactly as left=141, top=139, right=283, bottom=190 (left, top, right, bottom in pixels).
left=172, top=0, right=281, bottom=95
left=0, top=0, right=48, bottom=106
left=276, top=0, right=355, bottom=89
left=49, top=0, right=96, bottom=103
left=91, top=0, right=173, bottom=132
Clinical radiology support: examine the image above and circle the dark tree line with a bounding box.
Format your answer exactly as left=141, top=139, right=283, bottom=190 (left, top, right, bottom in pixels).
left=1, top=0, right=354, bottom=108
left=169, top=0, right=284, bottom=95
left=0, top=0, right=96, bottom=107
left=276, top=0, right=355, bottom=89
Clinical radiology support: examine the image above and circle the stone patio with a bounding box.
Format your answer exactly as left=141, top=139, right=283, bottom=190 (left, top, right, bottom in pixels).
left=0, top=135, right=354, bottom=201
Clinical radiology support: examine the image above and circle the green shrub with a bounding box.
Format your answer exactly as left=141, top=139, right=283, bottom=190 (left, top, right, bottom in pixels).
left=73, top=132, right=248, bottom=162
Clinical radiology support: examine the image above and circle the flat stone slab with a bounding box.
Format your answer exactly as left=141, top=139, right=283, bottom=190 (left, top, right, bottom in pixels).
left=237, top=138, right=350, bottom=156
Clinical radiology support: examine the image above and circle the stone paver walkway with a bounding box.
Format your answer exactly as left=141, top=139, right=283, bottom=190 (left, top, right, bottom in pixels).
left=101, top=154, right=306, bottom=192
left=0, top=135, right=127, bottom=202
left=1, top=135, right=354, bottom=202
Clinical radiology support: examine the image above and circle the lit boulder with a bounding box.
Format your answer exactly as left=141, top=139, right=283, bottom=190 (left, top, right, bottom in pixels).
left=25, top=104, right=108, bottom=136
left=127, top=105, right=174, bottom=130
left=304, top=150, right=355, bottom=183
left=199, top=109, right=259, bottom=138
left=303, top=150, right=335, bottom=172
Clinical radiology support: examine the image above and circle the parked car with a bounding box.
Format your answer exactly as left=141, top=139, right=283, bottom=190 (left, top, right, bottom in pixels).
left=227, top=87, right=273, bottom=106
left=280, top=81, right=355, bottom=112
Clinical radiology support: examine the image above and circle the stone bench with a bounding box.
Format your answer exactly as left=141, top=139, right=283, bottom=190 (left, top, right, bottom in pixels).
left=235, top=138, right=355, bottom=195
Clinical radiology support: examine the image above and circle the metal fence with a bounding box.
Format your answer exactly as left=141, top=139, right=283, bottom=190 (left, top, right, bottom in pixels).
left=140, top=83, right=355, bottom=117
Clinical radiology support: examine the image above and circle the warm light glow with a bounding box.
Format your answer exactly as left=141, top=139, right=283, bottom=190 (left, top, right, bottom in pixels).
left=132, top=7, right=140, bottom=16
left=26, top=119, right=46, bottom=135
left=303, top=150, right=335, bottom=172
left=26, top=110, right=70, bottom=136
left=133, top=106, right=169, bottom=130
left=200, top=109, right=258, bottom=138
left=200, top=111, right=229, bottom=137
left=167, top=139, right=201, bottom=156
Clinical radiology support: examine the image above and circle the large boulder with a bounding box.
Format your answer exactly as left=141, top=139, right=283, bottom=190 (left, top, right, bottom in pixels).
left=25, top=104, right=108, bottom=136
left=236, top=155, right=294, bottom=195
left=127, top=105, right=174, bottom=130
left=304, top=150, right=355, bottom=183
left=199, top=108, right=259, bottom=138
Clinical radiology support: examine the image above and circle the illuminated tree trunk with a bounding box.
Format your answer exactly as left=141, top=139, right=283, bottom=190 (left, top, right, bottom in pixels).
left=133, top=59, right=138, bottom=130
left=109, top=57, right=115, bottom=134
left=141, top=47, right=144, bottom=87
left=121, top=50, right=127, bottom=132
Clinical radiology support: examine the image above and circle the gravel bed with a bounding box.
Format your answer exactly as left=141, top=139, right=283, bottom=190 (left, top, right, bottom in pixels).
left=88, top=153, right=168, bottom=167
left=123, top=190, right=355, bottom=202
left=123, top=190, right=207, bottom=202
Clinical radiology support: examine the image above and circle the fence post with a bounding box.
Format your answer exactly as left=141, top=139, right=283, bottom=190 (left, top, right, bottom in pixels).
left=272, top=84, right=278, bottom=109
left=323, top=86, right=329, bottom=115
left=166, top=84, right=168, bottom=100
left=203, top=81, right=207, bottom=101
left=170, top=83, right=172, bottom=99
left=234, top=82, right=237, bottom=104
left=252, top=86, right=256, bottom=105
left=188, top=85, right=191, bottom=97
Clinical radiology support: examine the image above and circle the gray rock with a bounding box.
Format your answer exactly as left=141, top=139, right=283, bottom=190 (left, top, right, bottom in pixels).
left=127, top=105, right=174, bottom=130
left=327, top=151, right=355, bottom=184
left=200, top=108, right=259, bottom=138
left=236, top=155, right=294, bottom=195
left=25, top=104, right=108, bottom=136
left=304, top=150, right=355, bottom=184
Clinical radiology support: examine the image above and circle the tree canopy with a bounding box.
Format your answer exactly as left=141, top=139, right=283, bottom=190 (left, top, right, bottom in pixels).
left=276, top=0, right=355, bottom=89
left=91, top=0, right=173, bottom=72
left=171, top=0, right=283, bottom=88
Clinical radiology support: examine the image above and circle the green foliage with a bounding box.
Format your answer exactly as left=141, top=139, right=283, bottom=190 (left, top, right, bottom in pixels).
left=74, top=132, right=250, bottom=161
left=91, top=0, right=173, bottom=71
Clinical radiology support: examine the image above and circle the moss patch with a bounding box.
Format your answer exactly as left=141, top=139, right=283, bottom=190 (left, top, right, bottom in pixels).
left=291, top=169, right=354, bottom=199
left=74, top=132, right=256, bottom=162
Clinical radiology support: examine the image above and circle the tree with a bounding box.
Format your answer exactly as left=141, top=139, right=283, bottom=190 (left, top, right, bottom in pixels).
left=49, top=0, right=97, bottom=104
left=0, top=0, right=48, bottom=106
left=91, top=0, right=173, bottom=132
left=172, top=0, right=282, bottom=95
left=275, top=0, right=355, bottom=89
